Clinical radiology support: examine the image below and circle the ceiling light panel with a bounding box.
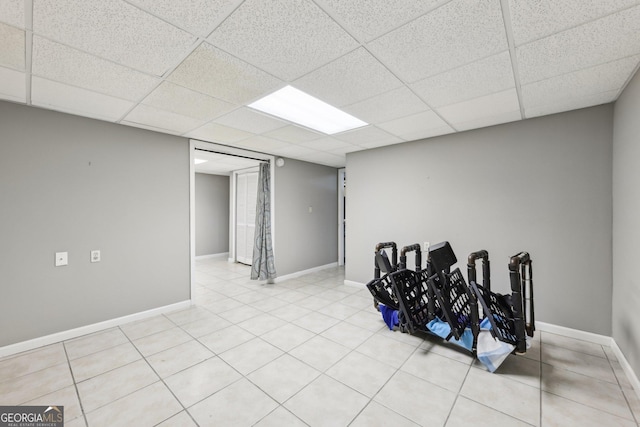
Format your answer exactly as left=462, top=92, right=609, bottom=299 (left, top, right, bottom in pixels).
left=294, top=47, right=403, bottom=107
left=525, top=90, right=619, bottom=119
left=0, top=66, right=25, bottom=102
left=377, top=110, right=452, bottom=140
left=315, top=0, right=448, bottom=42
left=0, top=0, right=24, bottom=28
left=187, top=122, right=254, bottom=144
left=263, top=125, right=323, bottom=143
left=142, top=82, right=236, bottom=121
left=508, top=0, right=639, bottom=46
left=214, top=107, right=287, bottom=134
left=368, top=0, right=508, bottom=82
left=516, top=6, right=640, bottom=85
left=436, top=89, right=521, bottom=127
left=343, top=86, right=430, bottom=124
left=32, top=37, right=160, bottom=101
left=208, top=0, right=359, bottom=81
left=31, top=76, right=134, bottom=121
left=126, top=0, right=243, bottom=37
left=124, top=104, right=204, bottom=134
left=411, top=51, right=515, bottom=108
left=168, top=43, right=283, bottom=105
left=0, top=22, right=25, bottom=70
left=33, top=0, right=196, bottom=76
left=521, top=56, right=640, bottom=110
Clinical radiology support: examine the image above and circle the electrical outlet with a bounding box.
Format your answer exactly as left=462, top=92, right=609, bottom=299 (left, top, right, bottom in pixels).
left=90, top=250, right=101, bottom=263
left=423, top=241, right=430, bottom=252
left=55, top=252, right=68, bottom=267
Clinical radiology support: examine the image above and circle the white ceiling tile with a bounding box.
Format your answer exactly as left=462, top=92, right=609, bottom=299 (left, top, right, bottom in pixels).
left=167, top=43, right=283, bottom=104
left=377, top=110, right=452, bottom=140
left=516, top=6, right=640, bottom=85
left=187, top=122, right=254, bottom=144
left=263, top=125, right=323, bottom=143
left=368, top=0, right=508, bottom=82
left=208, top=0, right=358, bottom=81
left=327, top=144, right=365, bottom=155
left=343, top=86, right=430, bottom=124
left=269, top=144, right=320, bottom=157
left=121, top=120, right=183, bottom=135
left=357, top=139, right=407, bottom=149
left=296, top=151, right=345, bottom=167
left=0, top=0, right=24, bottom=28
left=33, top=0, right=196, bottom=75
left=0, top=22, right=24, bottom=70
left=411, top=51, right=515, bottom=108
left=0, top=66, right=25, bottom=102
left=124, top=104, right=204, bottom=134
left=334, top=125, right=403, bottom=146
left=525, top=90, right=619, bottom=119
left=436, top=89, right=521, bottom=127
left=31, top=76, right=134, bottom=121
left=294, top=47, right=403, bottom=107
left=508, top=0, right=639, bottom=46
left=454, top=110, right=522, bottom=132
left=214, top=107, right=287, bottom=134
left=126, top=0, right=243, bottom=37
left=299, top=137, right=354, bottom=151
left=235, top=135, right=290, bottom=151
left=143, top=82, right=236, bottom=121
left=315, top=0, right=448, bottom=42
left=32, top=36, right=160, bottom=101
left=522, top=56, right=640, bottom=110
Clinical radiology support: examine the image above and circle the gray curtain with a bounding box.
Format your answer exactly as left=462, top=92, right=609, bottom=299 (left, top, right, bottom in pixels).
left=251, top=162, right=277, bottom=280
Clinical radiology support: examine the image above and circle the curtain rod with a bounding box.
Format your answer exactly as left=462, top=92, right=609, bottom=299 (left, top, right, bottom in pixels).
left=195, top=147, right=269, bottom=163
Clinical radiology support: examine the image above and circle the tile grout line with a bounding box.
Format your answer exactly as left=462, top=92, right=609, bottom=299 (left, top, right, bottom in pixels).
left=62, top=342, right=89, bottom=427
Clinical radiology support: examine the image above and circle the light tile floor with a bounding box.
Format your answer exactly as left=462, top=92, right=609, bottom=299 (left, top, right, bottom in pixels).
left=1, top=258, right=639, bottom=426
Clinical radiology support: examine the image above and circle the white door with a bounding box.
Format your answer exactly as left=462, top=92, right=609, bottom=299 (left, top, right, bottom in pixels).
left=236, top=169, right=259, bottom=265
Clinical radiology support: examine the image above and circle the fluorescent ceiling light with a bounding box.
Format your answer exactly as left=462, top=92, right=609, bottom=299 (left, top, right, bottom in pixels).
left=194, top=158, right=208, bottom=164
left=248, top=85, right=367, bottom=135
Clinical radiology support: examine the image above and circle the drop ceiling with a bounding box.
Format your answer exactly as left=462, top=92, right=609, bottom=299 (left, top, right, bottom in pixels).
left=1, top=0, right=639, bottom=168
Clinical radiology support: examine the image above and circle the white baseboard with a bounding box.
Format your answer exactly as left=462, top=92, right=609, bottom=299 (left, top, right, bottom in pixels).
left=273, top=262, right=338, bottom=283
left=344, top=280, right=365, bottom=288
left=611, top=340, right=640, bottom=400
left=195, top=252, right=228, bottom=260
left=0, top=300, right=191, bottom=358
left=535, top=321, right=613, bottom=346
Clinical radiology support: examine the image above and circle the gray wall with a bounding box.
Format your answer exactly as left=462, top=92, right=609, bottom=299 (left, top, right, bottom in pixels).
left=195, top=173, right=229, bottom=256
left=347, top=105, right=613, bottom=335
left=613, top=69, right=640, bottom=374
left=0, top=102, right=190, bottom=347
left=274, top=158, right=338, bottom=276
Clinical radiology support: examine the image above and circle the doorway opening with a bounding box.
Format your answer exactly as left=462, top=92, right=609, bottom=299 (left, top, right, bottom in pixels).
left=338, top=168, right=345, bottom=266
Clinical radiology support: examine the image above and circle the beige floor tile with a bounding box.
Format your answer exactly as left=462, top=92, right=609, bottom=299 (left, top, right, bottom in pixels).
left=541, top=391, right=636, bottom=427
left=146, top=340, right=214, bottom=378
left=339, top=294, right=374, bottom=310
left=542, top=343, right=617, bottom=384
left=284, top=375, right=369, bottom=426
left=446, top=396, right=532, bottom=427
left=356, top=333, right=417, bottom=368
left=541, top=363, right=633, bottom=420
left=76, top=359, right=158, bottom=412
left=275, top=290, right=311, bottom=303
left=401, top=348, right=470, bottom=392
left=179, top=316, right=231, bottom=338
left=233, top=290, right=267, bottom=304
left=344, top=310, right=387, bottom=332
left=197, top=324, right=255, bottom=354
left=247, top=354, right=320, bottom=403
left=132, top=327, right=193, bottom=357
left=288, top=335, right=351, bottom=372
left=23, top=385, right=83, bottom=422
left=350, top=401, right=420, bottom=427
left=64, top=328, right=129, bottom=360
left=294, top=311, right=341, bottom=334
left=236, top=312, right=288, bottom=336
left=155, top=410, right=197, bottom=426
left=219, top=337, right=283, bottom=375
left=0, top=362, right=73, bottom=405
left=69, top=342, right=141, bottom=382
left=120, top=315, right=175, bottom=341
left=221, top=304, right=264, bottom=324
left=64, top=417, right=87, bottom=427
left=260, top=323, right=315, bottom=351
left=298, top=295, right=333, bottom=311
left=472, top=353, right=541, bottom=389
left=0, top=343, right=67, bottom=381
left=374, top=370, right=457, bottom=426
left=249, top=296, right=291, bottom=312
left=320, top=321, right=375, bottom=349
left=610, top=359, right=633, bottom=389
left=201, top=297, right=244, bottom=314
left=188, top=378, right=278, bottom=426
left=419, top=336, right=475, bottom=365
left=164, top=306, right=218, bottom=326
left=318, top=302, right=360, bottom=320
left=326, top=351, right=397, bottom=397
left=85, top=382, right=181, bottom=427
left=461, top=366, right=540, bottom=426
left=269, top=304, right=312, bottom=322
left=541, top=331, right=606, bottom=358
left=622, top=386, right=640, bottom=421
left=164, top=357, right=242, bottom=407
left=253, top=406, right=307, bottom=427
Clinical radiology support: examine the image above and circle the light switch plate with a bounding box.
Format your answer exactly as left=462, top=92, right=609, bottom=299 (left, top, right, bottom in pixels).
left=91, top=250, right=101, bottom=263
left=55, top=252, right=68, bottom=267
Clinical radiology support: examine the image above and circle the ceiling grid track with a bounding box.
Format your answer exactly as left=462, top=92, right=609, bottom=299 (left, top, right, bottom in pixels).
left=499, top=0, right=526, bottom=120
left=24, top=0, right=33, bottom=105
